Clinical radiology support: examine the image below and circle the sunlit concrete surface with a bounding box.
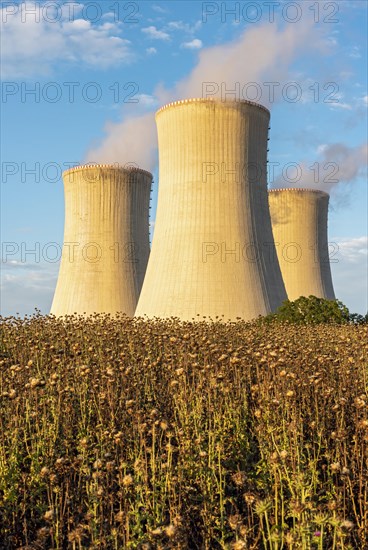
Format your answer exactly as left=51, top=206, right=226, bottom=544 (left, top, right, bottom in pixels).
left=135, top=98, right=287, bottom=321
left=51, top=164, right=152, bottom=317
left=269, top=188, right=335, bottom=301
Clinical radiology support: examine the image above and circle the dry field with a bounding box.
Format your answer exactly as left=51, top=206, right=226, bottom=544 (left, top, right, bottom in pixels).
left=0, top=314, right=367, bottom=549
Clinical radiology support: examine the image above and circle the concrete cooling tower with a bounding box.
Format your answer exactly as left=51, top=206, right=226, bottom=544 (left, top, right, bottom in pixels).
left=135, top=98, right=287, bottom=321
left=51, top=164, right=152, bottom=317
left=269, top=188, right=335, bottom=301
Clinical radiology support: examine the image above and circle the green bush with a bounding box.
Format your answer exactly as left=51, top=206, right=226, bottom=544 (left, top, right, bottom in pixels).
left=265, top=295, right=351, bottom=325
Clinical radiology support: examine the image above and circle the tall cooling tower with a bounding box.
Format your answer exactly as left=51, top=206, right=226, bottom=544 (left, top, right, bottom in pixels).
left=135, top=98, right=287, bottom=321
left=51, top=164, right=152, bottom=317
left=269, top=188, right=335, bottom=301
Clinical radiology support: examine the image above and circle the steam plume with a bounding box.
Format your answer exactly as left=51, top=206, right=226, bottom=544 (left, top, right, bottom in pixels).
left=86, top=19, right=324, bottom=172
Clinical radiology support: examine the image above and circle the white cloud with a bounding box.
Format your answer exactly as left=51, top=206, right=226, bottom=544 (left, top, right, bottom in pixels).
left=326, top=36, right=338, bottom=47
left=362, top=95, right=368, bottom=105
left=1, top=1, right=132, bottom=78
left=330, top=236, right=368, bottom=314
left=146, top=47, right=157, bottom=55
left=167, top=20, right=202, bottom=34
left=330, top=102, right=353, bottom=111
left=317, top=144, right=327, bottom=154
left=141, top=25, right=170, bottom=41
left=332, top=236, right=368, bottom=263
left=0, top=261, right=58, bottom=317
left=136, top=94, right=159, bottom=107
left=181, top=39, right=203, bottom=50
left=349, top=46, right=361, bottom=59
left=152, top=5, right=167, bottom=14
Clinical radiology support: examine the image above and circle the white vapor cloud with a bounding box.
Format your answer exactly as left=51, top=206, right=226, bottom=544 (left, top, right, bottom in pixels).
left=272, top=143, right=368, bottom=194
left=87, top=19, right=327, bottom=171
left=330, top=102, right=353, bottom=111
left=171, top=21, right=327, bottom=102
left=333, top=236, right=368, bottom=263
left=146, top=47, right=157, bottom=55
left=86, top=112, right=158, bottom=172
left=152, top=5, right=167, bottom=14
left=136, top=94, right=159, bottom=108
left=181, top=39, right=203, bottom=50
left=168, top=20, right=202, bottom=34
left=330, top=236, right=368, bottom=314
left=1, top=1, right=132, bottom=78
left=141, top=26, right=170, bottom=41
left=0, top=262, right=58, bottom=317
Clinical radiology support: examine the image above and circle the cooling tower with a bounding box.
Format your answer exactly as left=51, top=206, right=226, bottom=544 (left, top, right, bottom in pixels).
left=51, top=164, right=152, bottom=317
left=135, top=98, right=287, bottom=321
left=269, top=188, right=335, bottom=301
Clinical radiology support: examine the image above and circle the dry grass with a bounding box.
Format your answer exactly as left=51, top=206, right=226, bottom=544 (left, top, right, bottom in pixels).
left=0, top=313, right=367, bottom=549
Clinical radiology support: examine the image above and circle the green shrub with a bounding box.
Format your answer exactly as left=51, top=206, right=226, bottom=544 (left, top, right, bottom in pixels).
left=265, top=295, right=351, bottom=325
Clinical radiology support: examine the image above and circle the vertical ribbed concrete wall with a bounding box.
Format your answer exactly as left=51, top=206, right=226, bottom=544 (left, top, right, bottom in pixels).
left=135, top=98, right=287, bottom=321
left=269, top=188, right=335, bottom=301
left=51, top=164, right=152, bottom=317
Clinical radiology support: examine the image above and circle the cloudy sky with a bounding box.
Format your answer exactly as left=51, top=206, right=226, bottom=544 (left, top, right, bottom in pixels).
left=1, top=0, right=367, bottom=316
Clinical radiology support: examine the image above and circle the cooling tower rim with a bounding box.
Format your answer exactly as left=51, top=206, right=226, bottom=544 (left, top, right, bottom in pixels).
left=63, top=164, right=153, bottom=179
left=156, top=97, right=270, bottom=116
left=269, top=187, right=329, bottom=197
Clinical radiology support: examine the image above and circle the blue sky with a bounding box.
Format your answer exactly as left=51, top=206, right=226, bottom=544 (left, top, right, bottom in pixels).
left=1, top=0, right=367, bottom=316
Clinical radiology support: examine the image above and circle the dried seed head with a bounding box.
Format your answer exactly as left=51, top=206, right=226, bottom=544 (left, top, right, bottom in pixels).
left=231, top=471, right=246, bottom=486
left=37, top=527, right=50, bottom=539
left=122, top=474, right=133, bottom=487
left=115, top=511, right=124, bottom=523
left=165, top=524, right=176, bottom=538
left=93, top=459, right=103, bottom=470
left=340, top=520, right=354, bottom=529
left=228, top=514, right=240, bottom=530
left=243, top=493, right=255, bottom=505
left=106, top=461, right=115, bottom=472
left=43, top=509, right=54, bottom=521
left=30, top=377, right=41, bottom=388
